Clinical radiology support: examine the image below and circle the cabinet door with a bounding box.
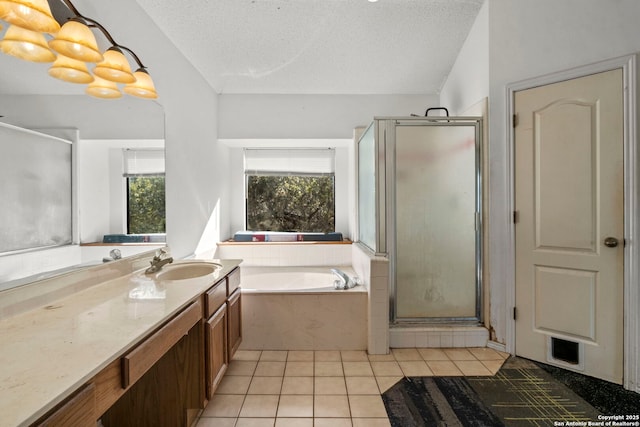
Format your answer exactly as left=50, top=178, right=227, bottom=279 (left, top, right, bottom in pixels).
left=101, top=322, right=203, bottom=427
left=206, top=303, right=228, bottom=399
left=227, top=288, right=242, bottom=361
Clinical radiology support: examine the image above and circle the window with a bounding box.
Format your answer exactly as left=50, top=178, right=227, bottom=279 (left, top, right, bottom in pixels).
left=127, top=176, right=166, bottom=234
left=123, top=149, right=166, bottom=234
left=244, top=149, right=335, bottom=233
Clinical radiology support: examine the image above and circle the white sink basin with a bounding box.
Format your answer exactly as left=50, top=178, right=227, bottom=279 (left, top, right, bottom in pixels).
left=155, top=262, right=222, bottom=281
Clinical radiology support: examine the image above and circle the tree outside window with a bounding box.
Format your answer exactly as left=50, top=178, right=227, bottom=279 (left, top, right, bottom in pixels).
left=127, top=176, right=166, bottom=234
left=246, top=174, right=335, bottom=232
left=123, top=148, right=165, bottom=235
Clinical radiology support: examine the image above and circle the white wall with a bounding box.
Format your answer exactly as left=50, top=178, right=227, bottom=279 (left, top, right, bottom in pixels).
left=219, top=94, right=439, bottom=139
left=485, top=0, right=640, bottom=346
left=0, top=95, right=164, bottom=140
left=439, top=1, right=489, bottom=115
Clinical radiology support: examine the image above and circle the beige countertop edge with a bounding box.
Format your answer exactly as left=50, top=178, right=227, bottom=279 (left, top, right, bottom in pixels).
left=0, top=259, right=242, bottom=427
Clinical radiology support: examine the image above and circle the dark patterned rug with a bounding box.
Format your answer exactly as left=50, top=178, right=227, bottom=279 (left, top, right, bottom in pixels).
left=383, top=376, right=505, bottom=426
left=533, top=361, right=640, bottom=416
left=382, top=357, right=612, bottom=427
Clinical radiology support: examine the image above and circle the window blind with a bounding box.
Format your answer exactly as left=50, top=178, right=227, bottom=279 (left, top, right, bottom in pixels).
left=123, top=149, right=165, bottom=177
left=244, top=148, right=335, bottom=176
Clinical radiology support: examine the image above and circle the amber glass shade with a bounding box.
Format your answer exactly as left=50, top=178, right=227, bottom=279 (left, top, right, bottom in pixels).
left=93, top=48, right=135, bottom=83
left=86, top=76, right=122, bottom=99
left=0, top=0, right=60, bottom=33
left=0, top=24, right=55, bottom=62
left=49, top=20, right=103, bottom=63
left=124, top=70, right=158, bottom=99
left=48, top=53, right=94, bottom=83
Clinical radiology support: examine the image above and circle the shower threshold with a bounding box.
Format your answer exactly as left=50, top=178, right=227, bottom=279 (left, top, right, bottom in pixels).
left=389, top=325, right=489, bottom=349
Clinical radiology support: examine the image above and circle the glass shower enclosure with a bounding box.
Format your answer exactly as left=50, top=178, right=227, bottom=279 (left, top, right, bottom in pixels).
left=357, top=117, right=483, bottom=324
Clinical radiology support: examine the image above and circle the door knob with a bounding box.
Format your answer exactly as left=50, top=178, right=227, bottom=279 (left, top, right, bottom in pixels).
left=604, top=237, right=619, bottom=248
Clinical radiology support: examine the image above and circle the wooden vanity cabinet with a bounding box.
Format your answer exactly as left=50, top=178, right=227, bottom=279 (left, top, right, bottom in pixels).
left=122, top=300, right=202, bottom=388
left=32, top=384, right=96, bottom=427
left=205, top=277, right=227, bottom=317
left=204, top=267, right=242, bottom=399
left=227, top=267, right=241, bottom=295
left=101, top=301, right=203, bottom=427
left=205, top=302, right=228, bottom=399
left=28, top=264, right=242, bottom=427
left=227, top=288, right=242, bottom=361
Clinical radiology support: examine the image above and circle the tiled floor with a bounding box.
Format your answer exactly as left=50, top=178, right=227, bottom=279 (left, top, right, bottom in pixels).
left=195, top=347, right=509, bottom=427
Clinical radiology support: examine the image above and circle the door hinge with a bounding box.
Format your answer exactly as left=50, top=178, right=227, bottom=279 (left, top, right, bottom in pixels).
left=513, top=307, right=518, bottom=320
left=513, top=210, right=519, bottom=224
left=513, top=113, right=519, bottom=128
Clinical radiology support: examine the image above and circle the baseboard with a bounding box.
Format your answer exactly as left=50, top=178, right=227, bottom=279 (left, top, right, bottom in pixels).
left=486, top=340, right=508, bottom=353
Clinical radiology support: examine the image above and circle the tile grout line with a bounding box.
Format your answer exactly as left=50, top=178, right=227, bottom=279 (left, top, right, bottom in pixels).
left=198, top=348, right=508, bottom=426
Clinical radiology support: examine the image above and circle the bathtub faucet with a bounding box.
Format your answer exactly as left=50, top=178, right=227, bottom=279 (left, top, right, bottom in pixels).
left=331, top=268, right=360, bottom=290
left=102, top=249, right=122, bottom=263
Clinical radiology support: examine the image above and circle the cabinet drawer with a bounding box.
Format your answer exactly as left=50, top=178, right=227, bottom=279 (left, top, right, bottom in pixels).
left=227, top=267, right=241, bottom=295
left=35, top=383, right=95, bottom=427
left=205, top=278, right=227, bottom=318
left=122, top=300, right=202, bottom=388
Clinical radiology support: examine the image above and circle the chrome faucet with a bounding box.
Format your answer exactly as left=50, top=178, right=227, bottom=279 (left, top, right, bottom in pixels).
left=102, top=249, right=122, bottom=263
left=331, top=268, right=360, bottom=290
left=145, top=248, right=174, bottom=274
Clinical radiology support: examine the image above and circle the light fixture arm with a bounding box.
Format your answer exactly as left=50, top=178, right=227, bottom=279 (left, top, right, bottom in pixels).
left=57, top=0, right=148, bottom=69
left=112, top=45, right=147, bottom=72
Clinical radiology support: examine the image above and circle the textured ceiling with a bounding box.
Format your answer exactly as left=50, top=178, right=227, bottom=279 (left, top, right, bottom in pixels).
left=0, top=0, right=483, bottom=96
left=134, top=0, right=484, bottom=95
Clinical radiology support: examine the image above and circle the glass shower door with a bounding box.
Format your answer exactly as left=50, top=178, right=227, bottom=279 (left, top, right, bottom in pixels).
left=358, top=123, right=377, bottom=252
left=392, top=122, right=481, bottom=322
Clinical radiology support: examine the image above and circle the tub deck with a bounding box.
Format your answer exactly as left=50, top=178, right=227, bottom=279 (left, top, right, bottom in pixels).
left=239, top=266, right=368, bottom=350
left=241, top=266, right=364, bottom=293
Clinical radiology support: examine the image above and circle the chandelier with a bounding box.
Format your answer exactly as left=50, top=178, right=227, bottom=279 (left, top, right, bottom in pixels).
left=0, top=0, right=158, bottom=99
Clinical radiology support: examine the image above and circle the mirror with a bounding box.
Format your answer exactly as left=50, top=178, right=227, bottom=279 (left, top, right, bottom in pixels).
left=0, top=3, right=166, bottom=294
left=0, top=95, right=165, bottom=292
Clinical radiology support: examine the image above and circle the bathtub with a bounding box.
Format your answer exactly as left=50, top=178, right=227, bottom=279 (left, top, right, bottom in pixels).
left=241, top=266, right=362, bottom=293
left=239, top=266, right=368, bottom=350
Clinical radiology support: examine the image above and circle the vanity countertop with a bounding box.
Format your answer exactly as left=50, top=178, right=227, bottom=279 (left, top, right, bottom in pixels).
left=0, top=259, right=241, bottom=427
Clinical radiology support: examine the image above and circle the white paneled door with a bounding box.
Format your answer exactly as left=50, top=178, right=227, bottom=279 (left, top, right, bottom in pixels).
left=514, top=69, right=624, bottom=384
